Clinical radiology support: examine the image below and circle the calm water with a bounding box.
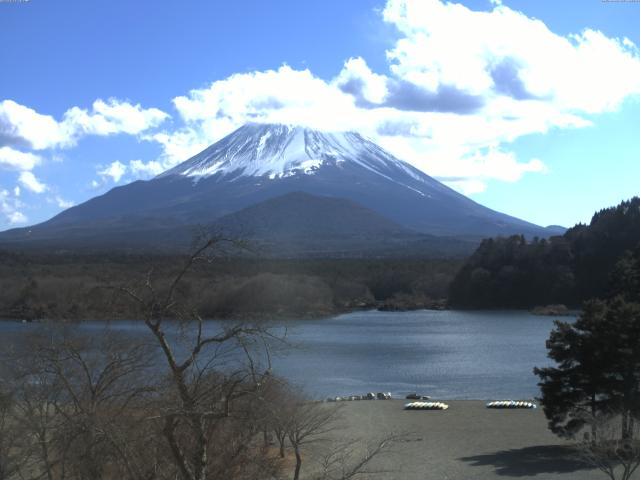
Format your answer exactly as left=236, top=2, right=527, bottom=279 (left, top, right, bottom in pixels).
left=0, top=310, right=566, bottom=400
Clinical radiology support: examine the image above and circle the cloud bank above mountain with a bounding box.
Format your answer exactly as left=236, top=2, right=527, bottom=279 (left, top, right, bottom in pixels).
left=144, top=0, right=640, bottom=194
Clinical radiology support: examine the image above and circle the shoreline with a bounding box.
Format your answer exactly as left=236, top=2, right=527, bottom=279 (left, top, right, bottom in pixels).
left=0, top=305, right=579, bottom=324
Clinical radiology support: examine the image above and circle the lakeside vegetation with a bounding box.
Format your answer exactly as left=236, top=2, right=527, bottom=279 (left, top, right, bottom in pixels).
left=0, top=251, right=461, bottom=322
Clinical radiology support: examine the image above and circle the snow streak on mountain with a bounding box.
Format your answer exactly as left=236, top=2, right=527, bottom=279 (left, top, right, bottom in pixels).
left=161, top=123, right=438, bottom=197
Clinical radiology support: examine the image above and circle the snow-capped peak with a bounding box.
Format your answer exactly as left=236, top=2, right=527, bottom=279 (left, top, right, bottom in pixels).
left=159, top=123, right=429, bottom=186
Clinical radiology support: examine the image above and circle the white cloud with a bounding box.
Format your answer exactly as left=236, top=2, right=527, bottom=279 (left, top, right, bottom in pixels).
left=145, top=129, right=212, bottom=170
left=171, top=64, right=369, bottom=135
left=95, top=158, right=166, bottom=184
left=13, top=186, right=20, bottom=197
left=445, top=179, right=488, bottom=195
left=0, top=189, right=27, bottom=225
left=0, top=98, right=169, bottom=151
left=335, top=57, right=389, bottom=104
left=7, top=211, right=27, bottom=224
left=442, top=150, right=548, bottom=184
left=18, top=171, right=48, bottom=194
left=55, top=196, right=74, bottom=209
left=63, top=99, right=169, bottom=137
left=99, top=160, right=127, bottom=183
left=0, top=146, right=41, bottom=171
left=382, top=0, right=640, bottom=113
left=172, top=65, right=355, bottom=129
left=0, top=100, right=72, bottom=149
left=129, top=159, right=164, bottom=177
left=378, top=134, right=549, bottom=192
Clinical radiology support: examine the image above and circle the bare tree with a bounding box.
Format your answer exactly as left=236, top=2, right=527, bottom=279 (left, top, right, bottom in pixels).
left=313, top=434, right=402, bottom=480
left=116, top=235, right=279, bottom=480
left=12, top=358, right=65, bottom=480
left=44, top=333, right=156, bottom=480
left=578, top=413, right=640, bottom=480
left=4, top=329, right=160, bottom=480
left=258, top=376, right=295, bottom=458
left=261, top=382, right=404, bottom=480
left=0, top=235, right=285, bottom=480
left=285, top=399, right=343, bottom=480
left=0, top=386, right=30, bottom=480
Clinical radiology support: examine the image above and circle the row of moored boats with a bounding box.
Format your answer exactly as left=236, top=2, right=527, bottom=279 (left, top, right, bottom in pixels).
left=327, top=393, right=536, bottom=410
left=403, top=400, right=537, bottom=411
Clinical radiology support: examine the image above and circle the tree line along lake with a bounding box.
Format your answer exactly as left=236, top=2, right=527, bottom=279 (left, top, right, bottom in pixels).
left=0, top=309, right=566, bottom=400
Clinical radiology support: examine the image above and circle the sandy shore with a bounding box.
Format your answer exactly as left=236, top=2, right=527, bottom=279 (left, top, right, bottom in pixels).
left=305, top=400, right=603, bottom=480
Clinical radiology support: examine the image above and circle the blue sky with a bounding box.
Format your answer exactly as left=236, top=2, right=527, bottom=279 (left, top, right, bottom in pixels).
left=1, top=0, right=639, bottom=230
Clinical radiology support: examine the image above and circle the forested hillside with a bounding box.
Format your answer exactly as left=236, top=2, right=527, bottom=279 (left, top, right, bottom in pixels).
left=0, top=252, right=461, bottom=321
left=449, top=197, right=640, bottom=308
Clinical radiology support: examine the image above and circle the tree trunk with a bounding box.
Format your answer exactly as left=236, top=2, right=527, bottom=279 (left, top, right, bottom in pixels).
left=591, top=393, right=597, bottom=443
left=163, top=416, right=194, bottom=480
left=275, top=429, right=286, bottom=458
left=622, top=410, right=630, bottom=440
left=293, top=445, right=302, bottom=480
left=85, top=413, right=103, bottom=480
left=39, top=433, right=55, bottom=480
left=193, top=417, right=208, bottom=480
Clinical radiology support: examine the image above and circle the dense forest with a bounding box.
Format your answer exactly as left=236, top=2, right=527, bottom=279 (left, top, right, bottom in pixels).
left=449, top=197, right=640, bottom=308
left=0, top=251, right=461, bottom=321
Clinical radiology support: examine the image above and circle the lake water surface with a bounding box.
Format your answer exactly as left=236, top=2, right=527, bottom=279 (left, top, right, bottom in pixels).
left=0, top=310, right=566, bottom=400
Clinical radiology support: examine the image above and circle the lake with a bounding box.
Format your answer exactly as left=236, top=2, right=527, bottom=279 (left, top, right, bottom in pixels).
left=0, top=309, right=566, bottom=400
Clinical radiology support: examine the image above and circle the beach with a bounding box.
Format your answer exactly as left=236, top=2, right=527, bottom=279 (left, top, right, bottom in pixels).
left=307, top=400, right=603, bottom=480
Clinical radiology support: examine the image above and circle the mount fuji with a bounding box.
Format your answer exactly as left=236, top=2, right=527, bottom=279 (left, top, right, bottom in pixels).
left=0, top=123, right=560, bottom=255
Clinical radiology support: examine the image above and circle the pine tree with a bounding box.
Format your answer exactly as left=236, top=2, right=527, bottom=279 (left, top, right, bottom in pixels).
left=534, top=251, right=640, bottom=441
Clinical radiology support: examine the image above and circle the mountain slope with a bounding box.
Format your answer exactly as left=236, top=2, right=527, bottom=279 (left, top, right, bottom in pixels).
left=214, top=191, right=411, bottom=238
left=211, top=191, right=475, bottom=257
left=0, top=123, right=552, bottom=253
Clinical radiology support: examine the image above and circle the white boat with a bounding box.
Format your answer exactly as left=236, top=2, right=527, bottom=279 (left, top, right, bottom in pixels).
left=404, top=401, right=449, bottom=410
left=486, top=400, right=536, bottom=409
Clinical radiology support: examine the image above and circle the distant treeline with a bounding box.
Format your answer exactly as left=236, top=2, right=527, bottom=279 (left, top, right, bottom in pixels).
left=449, top=197, right=640, bottom=308
left=0, top=252, right=462, bottom=321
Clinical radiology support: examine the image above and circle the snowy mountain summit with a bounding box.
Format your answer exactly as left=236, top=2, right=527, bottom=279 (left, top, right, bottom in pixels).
left=161, top=123, right=428, bottom=192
